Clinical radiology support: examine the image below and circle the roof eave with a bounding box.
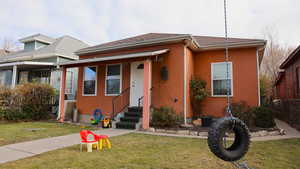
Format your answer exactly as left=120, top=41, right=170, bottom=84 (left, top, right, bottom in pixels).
left=279, top=45, right=300, bottom=69
left=75, top=35, right=193, bottom=56
left=195, top=40, right=267, bottom=51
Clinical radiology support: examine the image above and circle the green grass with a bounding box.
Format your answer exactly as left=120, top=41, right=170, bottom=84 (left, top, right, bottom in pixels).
left=0, top=133, right=299, bottom=169
left=0, top=121, right=96, bottom=146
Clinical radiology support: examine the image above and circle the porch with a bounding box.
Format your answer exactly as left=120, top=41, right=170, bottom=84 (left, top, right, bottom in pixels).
left=58, top=49, right=169, bottom=129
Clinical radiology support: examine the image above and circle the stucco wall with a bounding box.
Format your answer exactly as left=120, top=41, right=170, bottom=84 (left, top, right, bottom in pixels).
left=193, top=47, right=259, bottom=117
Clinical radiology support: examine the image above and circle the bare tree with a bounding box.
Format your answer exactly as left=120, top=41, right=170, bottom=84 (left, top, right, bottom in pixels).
left=0, top=37, right=21, bottom=52
left=260, top=27, right=295, bottom=84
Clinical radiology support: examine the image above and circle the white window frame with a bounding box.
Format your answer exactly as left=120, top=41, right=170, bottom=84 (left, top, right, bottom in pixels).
left=105, top=64, right=122, bottom=96
left=65, top=70, right=74, bottom=95
left=211, top=62, right=233, bottom=97
left=82, top=66, right=97, bottom=96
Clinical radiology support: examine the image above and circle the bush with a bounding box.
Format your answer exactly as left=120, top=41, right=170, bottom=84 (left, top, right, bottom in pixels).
left=0, top=83, right=56, bottom=121
left=230, top=101, right=254, bottom=128
left=252, top=106, right=276, bottom=128
left=150, top=107, right=183, bottom=128
left=190, top=78, right=209, bottom=118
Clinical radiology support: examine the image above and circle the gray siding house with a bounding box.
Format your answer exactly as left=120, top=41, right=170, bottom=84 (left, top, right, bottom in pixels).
left=0, top=34, right=89, bottom=100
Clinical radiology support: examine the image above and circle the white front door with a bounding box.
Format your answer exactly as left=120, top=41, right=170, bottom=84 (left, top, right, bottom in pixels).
left=130, top=61, right=144, bottom=107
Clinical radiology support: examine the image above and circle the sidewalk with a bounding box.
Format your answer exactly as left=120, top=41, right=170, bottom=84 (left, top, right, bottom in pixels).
left=0, top=129, right=132, bottom=164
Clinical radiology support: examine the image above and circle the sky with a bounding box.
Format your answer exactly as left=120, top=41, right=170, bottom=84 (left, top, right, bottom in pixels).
left=0, top=0, right=299, bottom=48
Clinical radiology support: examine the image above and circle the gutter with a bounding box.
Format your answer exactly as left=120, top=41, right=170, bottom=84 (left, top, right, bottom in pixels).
left=76, top=35, right=195, bottom=55
left=195, top=40, right=266, bottom=51
left=0, top=53, right=77, bottom=63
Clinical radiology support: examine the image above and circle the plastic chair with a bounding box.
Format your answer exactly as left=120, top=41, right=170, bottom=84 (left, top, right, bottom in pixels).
left=80, top=130, right=99, bottom=152
left=97, top=135, right=112, bottom=150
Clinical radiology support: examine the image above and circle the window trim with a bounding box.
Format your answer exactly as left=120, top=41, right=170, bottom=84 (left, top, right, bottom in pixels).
left=211, top=62, right=233, bottom=97
left=82, top=66, right=98, bottom=96
left=65, top=70, right=74, bottom=95
left=105, top=63, right=122, bottom=96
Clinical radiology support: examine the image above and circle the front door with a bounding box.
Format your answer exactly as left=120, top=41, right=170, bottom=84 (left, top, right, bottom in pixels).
left=130, top=61, right=144, bottom=107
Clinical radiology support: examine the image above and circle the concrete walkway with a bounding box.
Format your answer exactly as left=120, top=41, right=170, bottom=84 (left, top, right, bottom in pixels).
left=0, top=129, right=132, bottom=164
left=136, top=119, right=300, bottom=141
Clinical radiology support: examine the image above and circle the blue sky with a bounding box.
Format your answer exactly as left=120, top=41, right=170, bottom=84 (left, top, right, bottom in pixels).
left=1, top=0, right=299, bottom=47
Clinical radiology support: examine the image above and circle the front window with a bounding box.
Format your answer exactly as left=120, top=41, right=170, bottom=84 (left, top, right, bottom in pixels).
left=83, top=66, right=97, bottom=96
left=211, top=62, right=233, bottom=96
left=106, top=64, right=121, bottom=95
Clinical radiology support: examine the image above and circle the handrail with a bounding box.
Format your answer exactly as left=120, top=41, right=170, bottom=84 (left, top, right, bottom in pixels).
left=138, top=96, right=144, bottom=107
left=112, top=87, right=130, bottom=119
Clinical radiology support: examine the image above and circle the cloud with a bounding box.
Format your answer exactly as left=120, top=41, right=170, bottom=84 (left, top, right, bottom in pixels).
left=0, top=0, right=299, bottom=47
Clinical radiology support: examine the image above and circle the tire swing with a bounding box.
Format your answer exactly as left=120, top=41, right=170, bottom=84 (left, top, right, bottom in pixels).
left=207, top=0, right=251, bottom=162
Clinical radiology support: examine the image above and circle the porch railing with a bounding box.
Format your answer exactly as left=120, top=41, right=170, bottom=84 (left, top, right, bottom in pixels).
left=112, top=87, right=130, bottom=119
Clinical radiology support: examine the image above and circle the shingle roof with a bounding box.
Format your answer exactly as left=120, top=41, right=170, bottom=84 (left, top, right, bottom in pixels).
left=77, top=33, right=265, bottom=55
left=0, top=49, right=10, bottom=57
left=0, top=35, right=89, bottom=63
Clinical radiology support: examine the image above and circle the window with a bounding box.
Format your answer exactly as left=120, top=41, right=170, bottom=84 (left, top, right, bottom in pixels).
left=211, top=62, right=233, bottom=96
left=83, top=66, right=97, bottom=96
left=106, top=64, right=122, bottom=95
left=65, top=71, right=73, bottom=94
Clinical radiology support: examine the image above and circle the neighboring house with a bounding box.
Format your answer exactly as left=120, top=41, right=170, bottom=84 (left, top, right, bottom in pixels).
left=275, top=45, right=300, bottom=99
left=0, top=34, right=89, bottom=101
left=58, top=33, right=266, bottom=129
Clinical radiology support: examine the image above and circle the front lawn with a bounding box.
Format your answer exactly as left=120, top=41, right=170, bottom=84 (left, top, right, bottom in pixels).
left=0, top=133, right=299, bottom=169
left=0, top=121, right=96, bottom=146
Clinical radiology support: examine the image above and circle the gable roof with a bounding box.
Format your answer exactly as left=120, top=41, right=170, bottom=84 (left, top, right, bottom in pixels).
left=76, top=33, right=266, bottom=55
left=0, top=35, right=89, bottom=63
left=279, top=45, right=300, bottom=69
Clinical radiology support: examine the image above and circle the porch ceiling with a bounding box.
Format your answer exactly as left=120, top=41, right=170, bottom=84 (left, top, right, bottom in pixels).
left=0, top=61, right=55, bottom=70
left=58, top=49, right=169, bottom=67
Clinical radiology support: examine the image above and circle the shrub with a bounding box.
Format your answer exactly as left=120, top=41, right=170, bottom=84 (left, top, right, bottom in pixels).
left=150, top=107, right=183, bottom=128
left=190, top=78, right=209, bottom=118
left=0, top=83, right=56, bottom=121
left=252, top=106, right=276, bottom=128
left=230, top=101, right=254, bottom=128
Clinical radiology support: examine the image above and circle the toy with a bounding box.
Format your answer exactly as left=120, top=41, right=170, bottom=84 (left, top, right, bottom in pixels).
left=102, top=118, right=112, bottom=128
left=97, top=135, right=111, bottom=150
left=79, top=130, right=99, bottom=152
left=90, top=109, right=103, bottom=125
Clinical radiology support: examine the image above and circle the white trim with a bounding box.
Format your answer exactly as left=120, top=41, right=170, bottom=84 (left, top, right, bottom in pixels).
left=256, top=49, right=261, bottom=106
left=60, top=49, right=169, bottom=66
left=11, top=65, right=17, bottom=88
left=105, top=64, right=122, bottom=96
left=82, top=66, right=98, bottom=96
left=0, top=61, right=54, bottom=68
left=211, top=62, right=233, bottom=97
left=183, top=46, right=187, bottom=125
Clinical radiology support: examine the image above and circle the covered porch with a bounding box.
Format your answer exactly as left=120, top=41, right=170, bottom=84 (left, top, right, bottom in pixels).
left=58, top=49, right=169, bottom=129
left=0, top=61, right=55, bottom=88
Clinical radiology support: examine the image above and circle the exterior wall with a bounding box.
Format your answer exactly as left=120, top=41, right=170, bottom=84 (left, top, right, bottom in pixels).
left=281, top=57, right=300, bottom=99
left=73, top=43, right=185, bottom=117
left=276, top=75, right=287, bottom=99
left=185, top=47, right=194, bottom=120
left=193, top=47, right=259, bottom=117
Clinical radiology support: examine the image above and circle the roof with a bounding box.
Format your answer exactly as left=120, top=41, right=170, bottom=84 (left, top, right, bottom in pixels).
left=0, top=35, right=89, bottom=63
left=280, top=45, right=300, bottom=69
left=19, top=34, right=56, bottom=44
left=60, top=49, right=169, bottom=66
left=76, top=33, right=266, bottom=55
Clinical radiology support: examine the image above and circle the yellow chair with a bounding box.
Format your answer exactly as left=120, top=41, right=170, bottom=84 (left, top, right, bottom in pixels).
left=98, top=135, right=111, bottom=150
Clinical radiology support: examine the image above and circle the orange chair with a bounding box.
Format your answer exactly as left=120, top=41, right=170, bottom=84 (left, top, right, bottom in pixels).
left=80, top=130, right=99, bottom=152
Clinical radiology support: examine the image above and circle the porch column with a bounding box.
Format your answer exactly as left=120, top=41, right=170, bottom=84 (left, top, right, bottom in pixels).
left=11, top=65, right=17, bottom=88
left=59, top=67, right=67, bottom=122
left=142, top=59, right=152, bottom=129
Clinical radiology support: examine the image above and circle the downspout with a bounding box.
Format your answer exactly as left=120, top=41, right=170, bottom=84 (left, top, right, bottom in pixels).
left=256, top=48, right=261, bottom=106
left=183, top=44, right=188, bottom=125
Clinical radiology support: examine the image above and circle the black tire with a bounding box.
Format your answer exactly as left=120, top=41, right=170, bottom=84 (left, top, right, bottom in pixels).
left=207, top=117, right=250, bottom=161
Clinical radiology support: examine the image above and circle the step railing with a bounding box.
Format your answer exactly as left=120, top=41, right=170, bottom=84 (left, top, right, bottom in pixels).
left=112, top=87, right=130, bottom=120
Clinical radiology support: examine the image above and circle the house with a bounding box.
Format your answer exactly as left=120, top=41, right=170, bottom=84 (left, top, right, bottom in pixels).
left=58, top=33, right=266, bottom=129
left=0, top=34, right=89, bottom=101
left=275, top=45, right=300, bottom=99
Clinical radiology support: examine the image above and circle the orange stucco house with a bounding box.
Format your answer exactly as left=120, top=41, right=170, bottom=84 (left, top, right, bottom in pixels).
left=58, top=33, right=266, bottom=129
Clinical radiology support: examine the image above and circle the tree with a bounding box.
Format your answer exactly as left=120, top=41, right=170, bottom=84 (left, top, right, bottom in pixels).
left=260, top=27, right=294, bottom=85
left=0, top=37, right=21, bottom=52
